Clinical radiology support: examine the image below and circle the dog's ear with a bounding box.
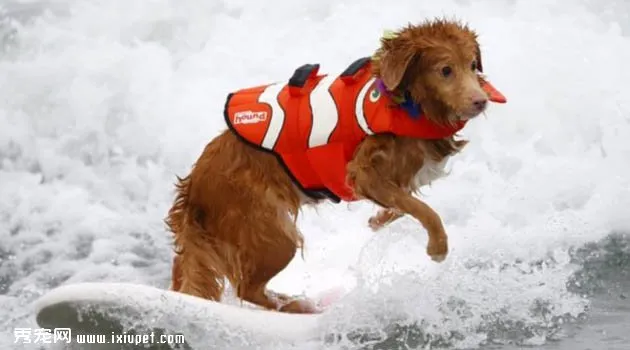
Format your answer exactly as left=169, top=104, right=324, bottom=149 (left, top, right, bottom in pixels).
left=475, top=44, right=483, bottom=72
left=378, top=39, right=416, bottom=91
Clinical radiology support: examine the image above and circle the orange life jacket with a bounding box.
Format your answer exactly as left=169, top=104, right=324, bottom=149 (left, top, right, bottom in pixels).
left=224, top=57, right=506, bottom=203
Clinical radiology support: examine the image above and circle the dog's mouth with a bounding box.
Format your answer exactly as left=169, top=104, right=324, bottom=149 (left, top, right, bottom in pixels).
left=458, top=107, right=486, bottom=121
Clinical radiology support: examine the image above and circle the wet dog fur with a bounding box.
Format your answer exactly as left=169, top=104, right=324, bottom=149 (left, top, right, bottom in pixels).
left=167, top=18, right=492, bottom=313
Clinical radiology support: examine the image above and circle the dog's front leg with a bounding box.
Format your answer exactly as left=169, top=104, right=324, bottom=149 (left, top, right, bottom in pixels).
left=347, top=138, right=448, bottom=262
left=358, top=182, right=447, bottom=262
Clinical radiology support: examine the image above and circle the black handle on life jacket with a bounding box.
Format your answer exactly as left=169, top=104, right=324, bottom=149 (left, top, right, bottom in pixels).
left=339, top=56, right=371, bottom=85
left=340, top=57, right=371, bottom=78
left=288, top=64, right=320, bottom=88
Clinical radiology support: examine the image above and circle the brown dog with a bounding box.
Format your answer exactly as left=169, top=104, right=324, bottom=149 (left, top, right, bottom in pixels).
left=166, top=19, right=504, bottom=313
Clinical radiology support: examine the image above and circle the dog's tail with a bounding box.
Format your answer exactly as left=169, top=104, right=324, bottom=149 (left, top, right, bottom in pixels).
left=166, top=174, right=227, bottom=301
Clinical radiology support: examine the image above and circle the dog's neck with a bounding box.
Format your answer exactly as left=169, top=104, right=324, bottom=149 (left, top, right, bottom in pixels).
left=375, top=79, right=464, bottom=124
left=375, top=79, right=423, bottom=119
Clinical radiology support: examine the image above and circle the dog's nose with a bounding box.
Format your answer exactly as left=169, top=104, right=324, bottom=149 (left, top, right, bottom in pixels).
left=473, top=98, right=487, bottom=111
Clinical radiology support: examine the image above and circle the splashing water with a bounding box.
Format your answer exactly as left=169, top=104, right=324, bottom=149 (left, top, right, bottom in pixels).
left=1, top=0, right=630, bottom=349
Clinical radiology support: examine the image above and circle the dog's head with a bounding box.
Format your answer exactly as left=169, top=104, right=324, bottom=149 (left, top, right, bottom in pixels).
left=373, top=19, right=490, bottom=124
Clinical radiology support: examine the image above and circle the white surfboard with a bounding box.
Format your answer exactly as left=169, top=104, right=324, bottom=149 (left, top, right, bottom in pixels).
left=34, top=282, right=346, bottom=349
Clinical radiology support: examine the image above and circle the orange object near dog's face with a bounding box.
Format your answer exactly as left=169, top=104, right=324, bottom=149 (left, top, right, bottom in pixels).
left=374, top=20, right=506, bottom=123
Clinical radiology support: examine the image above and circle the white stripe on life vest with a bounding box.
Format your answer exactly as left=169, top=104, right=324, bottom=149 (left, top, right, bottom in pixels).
left=308, top=75, right=339, bottom=148
left=355, top=77, right=375, bottom=135
left=259, top=82, right=285, bottom=149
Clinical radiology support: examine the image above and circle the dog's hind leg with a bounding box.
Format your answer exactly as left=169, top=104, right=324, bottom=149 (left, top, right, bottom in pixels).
left=230, top=215, right=318, bottom=314
left=165, top=174, right=227, bottom=301
left=173, top=227, right=227, bottom=301
left=170, top=255, right=182, bottom=291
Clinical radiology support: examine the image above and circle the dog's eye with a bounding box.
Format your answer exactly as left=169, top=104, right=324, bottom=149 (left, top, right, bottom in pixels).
left=471, top=61, right=478, bottom=71
left=441, top=66, right=452, bottom=77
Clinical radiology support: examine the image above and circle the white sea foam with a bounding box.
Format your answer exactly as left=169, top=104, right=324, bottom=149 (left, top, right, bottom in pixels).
left=1, top=0, right=629, bottom=348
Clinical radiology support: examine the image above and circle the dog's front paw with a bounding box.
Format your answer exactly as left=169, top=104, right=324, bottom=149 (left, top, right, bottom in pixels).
left=368, top=215, right=386, bottom=231
left=279, top=298, right=321, bottom=314
left=368, top=208, right=403, bottom=231
left=427, top=236, right=448, bottom=262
